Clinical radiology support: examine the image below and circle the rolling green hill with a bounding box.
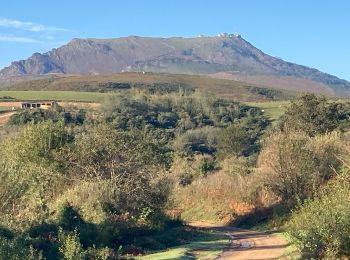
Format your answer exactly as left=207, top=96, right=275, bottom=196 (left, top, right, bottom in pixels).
left=3, top=72, right=296, bottom=102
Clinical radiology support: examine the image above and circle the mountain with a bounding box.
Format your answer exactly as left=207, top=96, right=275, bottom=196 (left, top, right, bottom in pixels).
left=1, top=35, right=349, bottom=95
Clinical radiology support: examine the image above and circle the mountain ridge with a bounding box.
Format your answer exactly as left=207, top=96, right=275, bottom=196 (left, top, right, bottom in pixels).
left=1, top=35, right=349, bottom=95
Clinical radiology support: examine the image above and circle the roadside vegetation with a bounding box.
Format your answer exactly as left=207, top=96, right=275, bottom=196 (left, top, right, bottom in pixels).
left=1, top=84, right=350, bottom=259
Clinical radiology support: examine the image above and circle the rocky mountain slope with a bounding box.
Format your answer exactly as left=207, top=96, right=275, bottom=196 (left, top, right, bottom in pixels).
left=1, top=35, right=349, bottom=95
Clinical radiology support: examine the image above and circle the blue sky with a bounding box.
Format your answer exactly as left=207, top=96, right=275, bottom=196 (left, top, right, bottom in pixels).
left=1, top=0, right=349, bottom=80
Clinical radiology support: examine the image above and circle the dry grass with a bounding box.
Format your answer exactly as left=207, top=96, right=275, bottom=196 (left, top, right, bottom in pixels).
left=170, top=157, right=261, bottom=223
left=172, top=171, right=254, bottom=223
left=211, top=72, right=335, bottom=96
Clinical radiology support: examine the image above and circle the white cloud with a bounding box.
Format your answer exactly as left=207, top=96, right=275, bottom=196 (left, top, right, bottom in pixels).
left=0, top=18, right=66, bottom=32
left=0, top=35, right=38, bottom=43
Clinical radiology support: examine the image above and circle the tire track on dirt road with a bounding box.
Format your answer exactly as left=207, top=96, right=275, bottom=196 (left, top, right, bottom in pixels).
left=189, top=222, right=289, bottom=260
left=0, top=112, right=15, bottom=126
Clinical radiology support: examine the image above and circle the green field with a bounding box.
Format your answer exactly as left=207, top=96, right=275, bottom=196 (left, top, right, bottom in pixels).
left=245, top=101, right=289, bottom=121
left=0, top=107, right=11, bottom=111
left=4, top=72, right=296, bottom=102
left=0, top=91, right=107, bottom=102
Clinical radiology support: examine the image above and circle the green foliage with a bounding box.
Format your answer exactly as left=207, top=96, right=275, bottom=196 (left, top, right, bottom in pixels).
left=282, top=93, right=350, bottom=136
left=104, top=91, right=268, bottom=132
left=0, top=121, right=72, bottom=222
left=6, top=89, right=342, bottom=258
left=173, top=126, right=220, bottom=155
left=197, top=157, right=215, bottom=176
left=62, top=124, right=171, bottom=216
left=7, top=108, right=87, bottom=126
left=247, top=86, right=285, bottom=100
left=217, top=111, right=269, bottom=158
left=288, top=175, right=350, bottom=259
left=0, top=118, right=178, bottom=257
left=103, top=91, right=269, bottom=159
left=58, top=228, right=85, bottom=260
left=217, top=124, right=249, bottom=157
left=0, top=237, right=43, bottom=260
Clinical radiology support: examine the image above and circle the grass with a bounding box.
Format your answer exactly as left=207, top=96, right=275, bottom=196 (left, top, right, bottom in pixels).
left=0, top=91, right=107, bottom=102
left=245, top=101, right=290, bottom=121
left=180, top=205, right=222, bottom=224
left=139, top=231, right=229, bottom=260
left=277, top=233, right=300, bottom=259
left=4, top=72, right=296, bottom=102
left=0, top=107, right=11, bottom=112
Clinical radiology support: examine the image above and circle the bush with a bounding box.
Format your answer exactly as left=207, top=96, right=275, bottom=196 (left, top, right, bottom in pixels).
left=104, top=91, right=269, bottom=136
left=288, top=175, right=350, bottom=259
left=258, top=130, right=346, bottom=207
left=217, top=124, right=250, bottom=157
left=7, top=107, right=87, bottom=126
left=0, top=237, right=43, bottom=260
left=197, top=157, right=215, bottom=176
left=63, top=124, right=171, bottom=217
left=58, top=228, right=85, bottom=260
left=0, top=120, right=177, bottom=257
left=173, top=127, right=220, bottom=155
left=281, top=93, right=350, bottom=136
left=0, top=121, right=72, bottom=225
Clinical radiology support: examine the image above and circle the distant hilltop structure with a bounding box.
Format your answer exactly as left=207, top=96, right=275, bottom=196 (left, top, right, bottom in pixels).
left=217, top=32, right=241, bottom=38
left=196, top=33, right=241, bottom=38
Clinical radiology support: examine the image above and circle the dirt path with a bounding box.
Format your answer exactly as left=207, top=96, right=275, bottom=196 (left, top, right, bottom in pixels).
left=0, top=112, right=15, bottom=126
left=189, top=222, right=289, bottom=260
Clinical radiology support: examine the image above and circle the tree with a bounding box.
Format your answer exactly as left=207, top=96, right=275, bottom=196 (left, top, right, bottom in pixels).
left=217, top=124, right=250, bottom=158
left=63, top=124, right=172, bottom=215
left=282, top=94, right=350, bottom=136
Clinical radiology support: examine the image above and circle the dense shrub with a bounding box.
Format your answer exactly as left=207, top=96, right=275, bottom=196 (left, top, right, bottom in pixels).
left=281, top=93, right=350, bottom=136
left=7, top=108, right=87, bottom=126
left=217, top=124, right=250, bottom=157
left=61, top=124, right=172, bottom=216
left=258, top=130, right=346, bottom=206
left=0, top=121, right=72, bottom=224
left=58, top=228, right=85, bottom=260
left=0, top=119, right=178, bottom=258
left=247, top=86, right=284, bottom=100
left=103, top=91, right=269, bottom=156
left=173, top=126, right=220, bottom=155
left=288, top=175, right=350, bottom=259
left=0, top=237, right=43, bottom=260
